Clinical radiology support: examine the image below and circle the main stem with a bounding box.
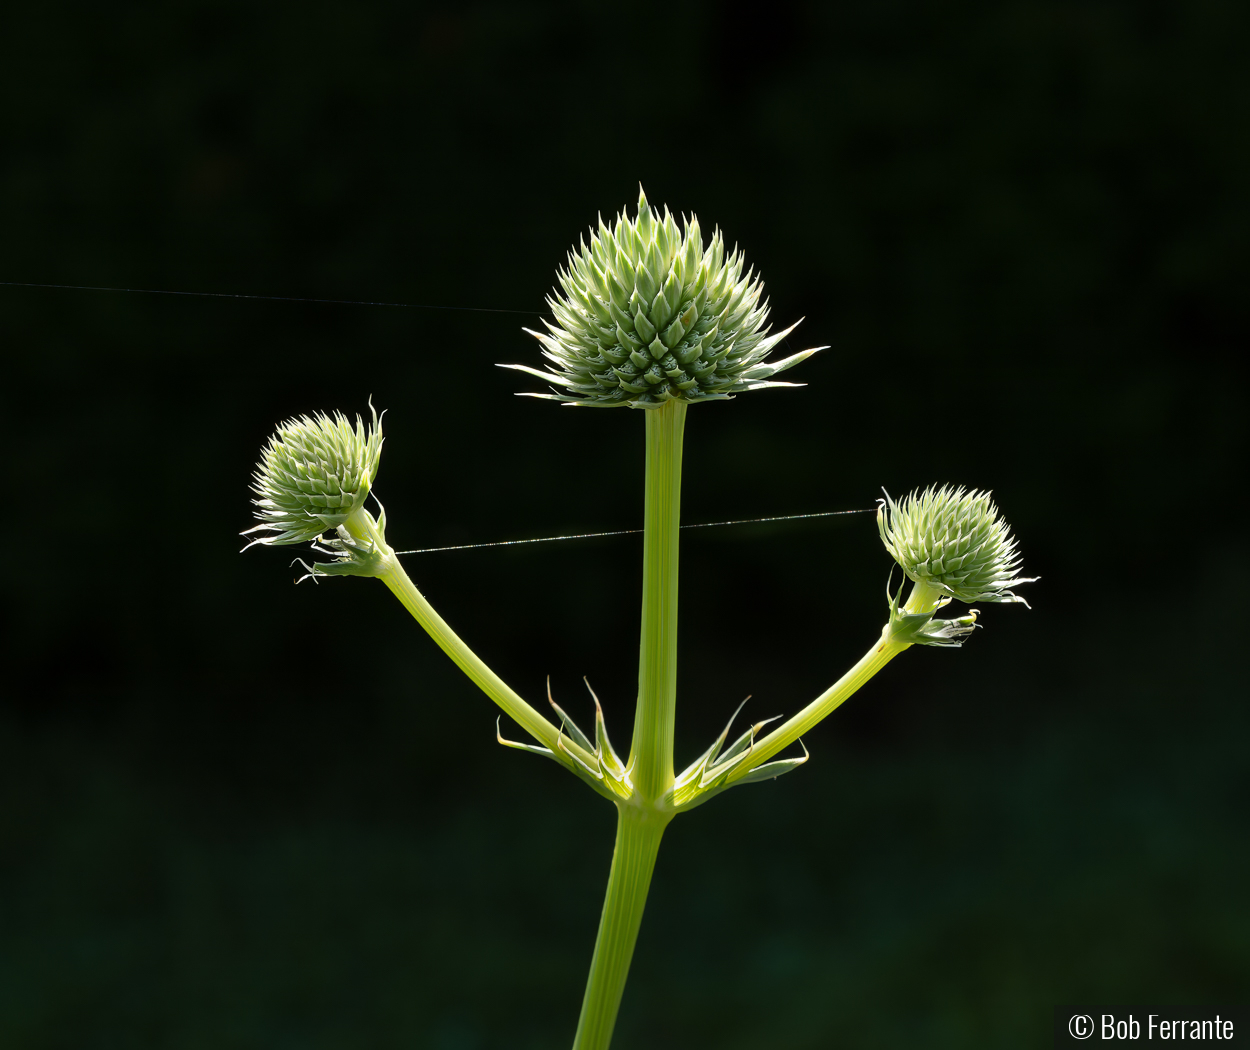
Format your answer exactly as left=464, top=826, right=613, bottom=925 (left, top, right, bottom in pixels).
left=630, top=399, right=687, bottom=801
left=573, top=399, right=687, bottom=1050
left=570, top=805, right=669, bottom=1050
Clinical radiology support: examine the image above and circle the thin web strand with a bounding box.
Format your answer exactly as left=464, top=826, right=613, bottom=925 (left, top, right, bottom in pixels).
left=392, top=508, right=875, bottom=556
left=0, top=280, right=541, bottom=315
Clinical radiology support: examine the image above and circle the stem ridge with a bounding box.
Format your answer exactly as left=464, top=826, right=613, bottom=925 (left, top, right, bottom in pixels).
left=629, top=400, right=687, bottom=801
left=571, top=807, right=668, bottom=1050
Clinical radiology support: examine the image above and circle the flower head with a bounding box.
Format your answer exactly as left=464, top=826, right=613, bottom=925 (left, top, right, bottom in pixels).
left=243, top=405, right=383, bottom=549
left=877, top=485, right=1037, bottom=605
left=501, top=186, right=825, bottom=408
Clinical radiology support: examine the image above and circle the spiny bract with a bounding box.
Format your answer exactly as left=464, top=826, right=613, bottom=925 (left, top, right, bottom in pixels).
left=501, top=187, right=825, bottom=408
left=877, top=485, right=1037, bottom=604
left=243, top=406, right=383, bottom=548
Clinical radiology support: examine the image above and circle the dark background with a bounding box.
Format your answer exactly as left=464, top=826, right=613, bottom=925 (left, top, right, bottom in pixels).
left=2, top=2, right=1247, bottom=1047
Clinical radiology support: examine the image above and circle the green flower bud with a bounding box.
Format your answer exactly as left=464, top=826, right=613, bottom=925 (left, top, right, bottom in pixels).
left=500, top=186, right=826, bottom=409
left=877, top=485, right=1037, bottom=605
left=242, top=404, right=384, bottom=549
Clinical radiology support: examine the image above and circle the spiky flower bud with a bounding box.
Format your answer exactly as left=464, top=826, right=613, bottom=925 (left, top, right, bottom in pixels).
left=242, top=406, right=383, bottom=548
left=877, top=485, right=1037, bottom=605
left=501, top=187, right=825, bottom=408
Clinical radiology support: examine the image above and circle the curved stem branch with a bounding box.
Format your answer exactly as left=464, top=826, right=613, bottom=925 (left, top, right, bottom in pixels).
left=376, top=556, right=573, bottom=753
left=338, top=503, right=587, bottom=763
left=728, top=579, right=943, bottom=782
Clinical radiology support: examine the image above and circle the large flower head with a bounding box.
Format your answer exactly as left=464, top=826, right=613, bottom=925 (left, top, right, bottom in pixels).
left=877, top=485, right=1037, bottom=604
left=501, top=187, right=824, bottom=408
left=243, top=405, right=383, bottom=548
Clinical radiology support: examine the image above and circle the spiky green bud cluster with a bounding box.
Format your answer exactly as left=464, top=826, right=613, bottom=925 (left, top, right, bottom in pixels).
left=501, top=187, right=824, bottom=408
left=243, top=406, right=383, bottom=548
left=877, top=485, right=1037, bottom=604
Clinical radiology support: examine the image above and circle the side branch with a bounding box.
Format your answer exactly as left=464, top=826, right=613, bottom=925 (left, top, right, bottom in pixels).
left=727, top=581, right=946, bottom=782
left=726, top=630, right=908, bottom=782
left=377, top=555, right=598, bottom=769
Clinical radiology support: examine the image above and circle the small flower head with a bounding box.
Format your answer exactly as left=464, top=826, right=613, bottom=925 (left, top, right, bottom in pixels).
left=243, top=405, right=383, bottom=548
left=877, top=485, right=1037, bottom=605
left=500, top=186, right=825, bottom=409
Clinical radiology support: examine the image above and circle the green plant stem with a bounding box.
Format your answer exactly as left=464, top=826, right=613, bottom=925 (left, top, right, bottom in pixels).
left=379, top=557, right=575, bottom=753
left=728, top=635, right=907, bottom=779
left=340, top=507, right=585, bottom=760
left=903, top=578, right=943, bottom=616
left=728, top=578, right=944, bottom=781
left=630, top=399, right=687, bottom=802
left=572, top=400, right=688, bottom=1050
left=571, top=805, right=669, bottom=1050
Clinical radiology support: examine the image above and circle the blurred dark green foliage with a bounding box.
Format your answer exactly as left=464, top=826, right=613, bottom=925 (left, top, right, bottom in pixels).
left=1, top=1, right=1246, bottom=1047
